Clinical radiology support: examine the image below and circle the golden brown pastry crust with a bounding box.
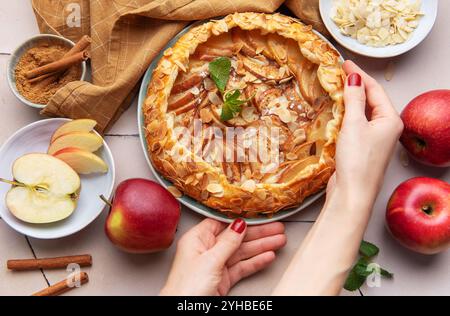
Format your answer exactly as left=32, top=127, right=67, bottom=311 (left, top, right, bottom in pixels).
left=143, top=12, right=345, bottom=218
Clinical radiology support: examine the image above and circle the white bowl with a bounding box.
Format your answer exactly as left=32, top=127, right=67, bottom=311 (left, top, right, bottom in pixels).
left=7, top=34, right=87, bottom=109
left=319, top=0, right=438, bottom=58
left=0, top=118, right=115, bottom=239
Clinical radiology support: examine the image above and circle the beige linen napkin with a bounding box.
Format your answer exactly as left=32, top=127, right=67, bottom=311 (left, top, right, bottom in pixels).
left=31, top=0, right=326, bottom=133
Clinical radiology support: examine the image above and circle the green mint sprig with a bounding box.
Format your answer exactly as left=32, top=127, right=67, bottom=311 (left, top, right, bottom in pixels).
left=208, top=57, right=231, bottom=94
left=344, top=240, right=393, bottom=291
left=208, top=57, right=253, bottom=121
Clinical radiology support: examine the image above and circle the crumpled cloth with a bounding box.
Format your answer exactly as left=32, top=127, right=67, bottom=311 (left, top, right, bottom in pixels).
left=31, top=0, right=327, bottom=133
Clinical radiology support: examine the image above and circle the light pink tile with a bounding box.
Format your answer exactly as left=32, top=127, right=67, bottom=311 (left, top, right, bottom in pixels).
left=107, top=99, right=139, bottom=135
left=0, top=55, right=43, bottom=144
left=0, top=2, right=37, bottom=54
left=0, top=220, right=48, bottom=295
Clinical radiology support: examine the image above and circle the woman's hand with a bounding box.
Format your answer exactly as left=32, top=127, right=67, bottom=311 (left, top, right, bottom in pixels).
left=328, top=60, right=404, bottom=202
left=273, top=60, right=403, bottom=295
left=160, top=218, right=286, bottom=296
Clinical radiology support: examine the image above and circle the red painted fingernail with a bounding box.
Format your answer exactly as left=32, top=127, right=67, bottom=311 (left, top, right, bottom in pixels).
left=230, top=218, right=246, bottom=234
left=348, top=73, right=361, bottom=86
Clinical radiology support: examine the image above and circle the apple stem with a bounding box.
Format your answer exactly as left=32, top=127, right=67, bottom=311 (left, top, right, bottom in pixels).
left=99, top=194, right=113, bottom=207
left=421, top=205, right=433, bottom=215
left=0, top=178, right=25, bottom=187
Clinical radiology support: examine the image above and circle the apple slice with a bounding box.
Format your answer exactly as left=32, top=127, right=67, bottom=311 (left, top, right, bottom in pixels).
left=50, top=119, right=97, bottom=143
left=48, top=132, right=103, bottom=155
left=1, top=153, right=80, bottom=224
left=53, top=147, right=108, bottom=174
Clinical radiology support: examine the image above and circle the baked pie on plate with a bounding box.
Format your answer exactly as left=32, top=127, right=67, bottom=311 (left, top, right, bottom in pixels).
left=139, top=13, right=345, bottom=223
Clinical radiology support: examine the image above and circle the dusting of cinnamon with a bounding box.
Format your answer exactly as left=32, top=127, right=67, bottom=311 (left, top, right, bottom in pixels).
left=15, top=42, right=82, bottom=105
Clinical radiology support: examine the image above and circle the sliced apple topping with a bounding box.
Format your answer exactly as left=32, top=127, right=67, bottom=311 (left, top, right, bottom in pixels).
left=53, top=147, right=108, bottom=174
left=2, top=153, right=80, bottom=224
left=48, top=131, right=103, bottom=155
left=307, top=107, right=334, bottom=142
left=171, top=73, right=205, bottom=95
left=50, top=119, right=96, bottom=143
left=240, top=54, right=290, bottom=83
left=231, top=28, right=257, bottom=57
left=278, top=156, right=320, bottom=183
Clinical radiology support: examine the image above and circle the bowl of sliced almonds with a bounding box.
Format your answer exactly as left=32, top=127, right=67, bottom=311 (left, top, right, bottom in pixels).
left=319, top=0, right=438, bottom=58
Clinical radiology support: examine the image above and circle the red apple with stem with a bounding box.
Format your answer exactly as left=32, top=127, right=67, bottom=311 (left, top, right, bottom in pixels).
left=399, top=89, right=450, bottom=167
left=103, top=178, right=181, bottom=253
left=386, top=177, right=450, bottom=255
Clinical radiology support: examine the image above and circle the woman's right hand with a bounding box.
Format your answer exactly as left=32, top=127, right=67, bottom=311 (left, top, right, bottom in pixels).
left=328, top=60, right=404, bottom=203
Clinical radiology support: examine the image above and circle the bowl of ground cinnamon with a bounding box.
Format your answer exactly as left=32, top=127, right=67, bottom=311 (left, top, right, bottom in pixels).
left=7, top=34, right=89, bottom=108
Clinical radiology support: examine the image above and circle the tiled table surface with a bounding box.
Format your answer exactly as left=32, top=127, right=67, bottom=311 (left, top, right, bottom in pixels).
left=0, top=2, right=449, bottom=296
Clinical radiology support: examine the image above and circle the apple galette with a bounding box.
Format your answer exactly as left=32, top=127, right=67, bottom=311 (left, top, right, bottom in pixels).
left=144, top=13, right=345, bottom=218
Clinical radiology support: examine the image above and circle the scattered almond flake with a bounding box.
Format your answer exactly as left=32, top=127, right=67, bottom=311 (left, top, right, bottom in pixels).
left=203, top=77, right=215, bottom=91
left=384, top=61, right=395, bottom=81
left=208, top=91, right=222, bottom=105
left=200, top=108, right=213, bottom=123
left=286, top=153, right=298, bottom=161
left=255, top=189, right=267, bottom=200
left=190, top=86, right=200, bottom=95
left=331, top=0, right=424, bottom=47
left=255, top=46, right=265, bottom=54
left=241, top=179, right=256, bottom=193
left=306, top=109, right=315, bottom=120
left=293, top=128, right=306, bottom=139
left=206, top=183, right=223, bottom=194
left=293, top=129, right=307, bottom=145
left=154, top=78, right=164, bottom=90
left=174, top=59, right=187, bottom=72
left=163, top=48, right=173, bottom=56
left=167, top=186, right=182, bottom=198
left=279, top=76, right=293, bottom=84
left=400, top=149, right=410, bottom=167
left=276, top=108, right=292, bottom=123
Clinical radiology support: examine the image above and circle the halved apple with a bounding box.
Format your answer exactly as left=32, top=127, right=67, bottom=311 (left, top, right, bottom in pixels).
left=48, top=132, right=103, bottom=155
left=1, top=153, right=80, bottom=224
left=53, top=147, right=108, bottom=174
left=50, top=119, right=97, bottom=143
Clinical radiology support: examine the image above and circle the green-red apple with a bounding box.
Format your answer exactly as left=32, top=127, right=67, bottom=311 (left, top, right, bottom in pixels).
left=105, top=178, right=181, bottom=253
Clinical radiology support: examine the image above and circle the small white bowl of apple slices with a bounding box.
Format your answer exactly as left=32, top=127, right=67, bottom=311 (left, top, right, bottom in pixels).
left=0, top=118, right=115, bottom=239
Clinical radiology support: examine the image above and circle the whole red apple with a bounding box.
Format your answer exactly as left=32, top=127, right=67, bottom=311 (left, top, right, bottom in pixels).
left=400, top=89, right=450, bottom=167
left=386, top=177, right=450, bottom=255
left=105, top=178, right=180, bottom=253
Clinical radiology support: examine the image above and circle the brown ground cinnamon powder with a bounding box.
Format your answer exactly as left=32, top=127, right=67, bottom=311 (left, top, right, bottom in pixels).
left=15, top=42, right=82, bottom=105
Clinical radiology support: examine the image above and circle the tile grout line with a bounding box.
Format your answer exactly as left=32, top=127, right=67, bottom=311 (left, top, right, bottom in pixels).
left=24, top=236, right=50, bottom=286
left=104, top=133, right=139, bottom=137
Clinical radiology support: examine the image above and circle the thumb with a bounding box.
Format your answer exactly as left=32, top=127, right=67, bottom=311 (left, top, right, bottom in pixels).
left=208, top=218, right=247, bottom=267
left=343, top=72, right=367, bottom=123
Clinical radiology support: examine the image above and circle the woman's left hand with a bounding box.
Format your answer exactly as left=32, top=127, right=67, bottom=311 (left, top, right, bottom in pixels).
left=160, top=218, right=287, bottom=296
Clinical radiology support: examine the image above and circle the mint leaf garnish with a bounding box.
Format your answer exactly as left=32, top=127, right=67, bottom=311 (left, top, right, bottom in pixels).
left=220, top=90, right=252, bottom=121
left=344, top=240, right=393, bottom=292
left=208, top=57, right=231, bottom=93
left=380, top=268, right=394, bottom=278
left=359, top=240, right=379, bottom=258
left=344, top=269, right=366, bottom=291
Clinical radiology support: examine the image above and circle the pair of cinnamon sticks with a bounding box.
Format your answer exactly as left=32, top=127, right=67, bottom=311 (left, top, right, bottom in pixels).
left=27, top=35, right=92, bottom=85
left=7, top=254, right=92, bottom=296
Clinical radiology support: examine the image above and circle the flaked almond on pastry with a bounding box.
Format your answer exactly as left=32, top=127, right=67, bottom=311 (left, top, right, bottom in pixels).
left=144, top=13, right=345, bottom=218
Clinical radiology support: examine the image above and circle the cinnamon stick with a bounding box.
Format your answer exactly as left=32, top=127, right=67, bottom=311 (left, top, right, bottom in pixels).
left=29, top=35, right=92, bottom=85
left=32, top=272, right=89, bottom=296
left=7, top=254, right=92, bottom=271
left=65, top=35, right=92, bottom=56
left=25, top=50, right=89, bottom=79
